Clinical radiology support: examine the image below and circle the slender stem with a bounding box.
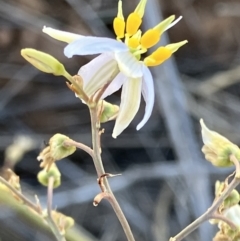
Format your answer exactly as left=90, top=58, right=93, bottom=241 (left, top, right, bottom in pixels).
left=47, top=177, right=66, bottom=241
left=64, top=139, right=94, bottom=158
left=170, top=155, right=240, bottom=241
left=210, top=213, right=237, bottom=230
left=0, top=176, right=66, bottom=241
left=0, top=176, right=41, bottom=214
left=89, top=106, right=135, bottom=241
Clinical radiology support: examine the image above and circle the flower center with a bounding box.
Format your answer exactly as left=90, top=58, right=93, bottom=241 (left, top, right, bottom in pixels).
left=113, top=0, right=179, bottom=66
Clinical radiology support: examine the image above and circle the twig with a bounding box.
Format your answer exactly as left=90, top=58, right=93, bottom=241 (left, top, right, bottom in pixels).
left=89, top=106, right=135, bottom=241
left=46, top=176, right=66, bottom=241
left=170, top=154, right=240, bottom=241
left=0, top=176, right=41, bottom=214
left=63, top=139, right=94, bottom=159
left=0, top=176, right=91, bottom=241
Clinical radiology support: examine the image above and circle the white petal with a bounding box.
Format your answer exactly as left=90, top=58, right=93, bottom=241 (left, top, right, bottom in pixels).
left=81, top=55, right=119, bottom=96
left=64, top=37, right=128, bottom=57
left=165, top=16, right=182, bottom=31
left=136, top=65, right=154, bottom=130
left=101, top=72, right=127, bottom=99
left=78, top=53, right=114, bottom=86
left=43, top=26, right=82, bottom=43
left=200, top=119, right=218, bottom=146
left=115, top=51, right=143, bottom=78
left=112, top=78, right=142, bottom=138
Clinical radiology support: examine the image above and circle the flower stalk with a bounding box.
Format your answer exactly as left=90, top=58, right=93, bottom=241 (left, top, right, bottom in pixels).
left=46, top=176, right=66, bottom=241
left=89, top=105, right=135, bottom=241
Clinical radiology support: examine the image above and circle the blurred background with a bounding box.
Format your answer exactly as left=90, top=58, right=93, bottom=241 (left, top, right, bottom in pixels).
left=0, top=0, right=240, bottom=240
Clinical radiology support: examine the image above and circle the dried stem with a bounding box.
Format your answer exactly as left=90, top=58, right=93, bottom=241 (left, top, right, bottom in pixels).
left=47, top=176, right=66, bottom=241
left=170, top=154, right=240, bottom=241
left=89, top=106, right=135, bottom=241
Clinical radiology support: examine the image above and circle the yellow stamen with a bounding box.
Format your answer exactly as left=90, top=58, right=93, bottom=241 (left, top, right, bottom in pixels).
left=154, top=15, right=175, bottom=35
left=144, top=47, right=172, bottom=67
left=165, top=40, right=188, bottom=53
left=116, top=0, right=124, bottom=19
left=113, top=18, right=125, bottom=39
left=140, top=29, right=160, bottom=49
left=113, top=0, right=125, bottom=39
left=128, top=37, right=140, bottom=49
left=134, top=0, right=147, bottom=18
left=140, top=16, right=176, bottom=49
left=126, top=12, right=142, bottom=36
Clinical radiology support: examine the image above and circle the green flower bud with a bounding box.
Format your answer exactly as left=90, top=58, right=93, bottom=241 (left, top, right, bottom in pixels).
left=99, top=100, right=119, bottom=123
left=200, top=119, right=240, bottom=167
left=49, top=134, right=76, bottom=160
left=21, top=48, right=66, bottom=76
left=37, top=134, right=76, bottom=170
left=37, top=163, right=61, bottom=188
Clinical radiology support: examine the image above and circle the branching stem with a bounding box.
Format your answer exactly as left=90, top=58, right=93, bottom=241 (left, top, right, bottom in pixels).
left=170, top=154, right=240, bottom=241
left=89, top=106, right=135, bottom=241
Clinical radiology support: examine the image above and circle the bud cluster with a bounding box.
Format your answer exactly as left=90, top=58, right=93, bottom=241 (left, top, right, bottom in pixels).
left=213, top=181, right=240, bottom=241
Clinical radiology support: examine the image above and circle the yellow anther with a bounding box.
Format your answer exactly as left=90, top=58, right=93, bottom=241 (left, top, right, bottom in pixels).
left=113, top=0, right=125, bottom=39
left=128, top=37, right=140, bottom=49
left=154, top=15, right=175, bottom=35
left=134, top=0, right=147, bottom=18
left=144, top=47, right=172, bottom=67
left=126, top=12, right=142, bottom=36
left=113, top=17, right=125, bottom=39
left=140, top=29, right=160, bottom=49
left=165, top=40, right=188, bottom=53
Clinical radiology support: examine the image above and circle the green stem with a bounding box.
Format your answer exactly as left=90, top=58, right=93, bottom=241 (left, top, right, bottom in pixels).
left=47, top=176, right=66, bottom=241
left=0, top=176, right=41, bottom=214
left=89, top=106, right=135, bottom=241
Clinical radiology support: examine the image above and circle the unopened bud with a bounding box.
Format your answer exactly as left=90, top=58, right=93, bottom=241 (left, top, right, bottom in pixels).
left=37, top=163, right=61, bottom=188
left=99, top=101, right=119, bottom=123
left=200, top=119, right=240, bottom=167
left=21, top=48, right=66, bottom=76
left=37, top=134, right=76, bottom=170
left=215, top=181, right=240, bottom=209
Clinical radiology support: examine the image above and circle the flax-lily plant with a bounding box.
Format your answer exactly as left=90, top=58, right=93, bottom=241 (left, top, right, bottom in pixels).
left=14, top=1, right=240, bottom=241
left=20, top=4, right=188, bottom=237
left=43, top=0, right=187, bottom=138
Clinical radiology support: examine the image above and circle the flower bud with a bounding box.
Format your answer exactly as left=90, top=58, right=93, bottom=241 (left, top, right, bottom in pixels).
left=51, top=210, right=75, bottom=234
left=215, top=181, right=240, bottom=209
left=223, top=205, right=240, bottom=228
left=99, top=101, right=119, bottom=123
left=37, top=134, right=76, bottom=170
left=37, top=163, right=61, bottom=188
left=4, top=135, right=36, bottom=168
left=21, top=48, right=66, bottom=76
left=200, top=119, right=240, bottom=167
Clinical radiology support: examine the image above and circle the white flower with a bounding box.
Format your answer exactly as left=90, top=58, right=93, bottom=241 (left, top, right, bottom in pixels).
left=43, top=0, right=187, bottom=138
